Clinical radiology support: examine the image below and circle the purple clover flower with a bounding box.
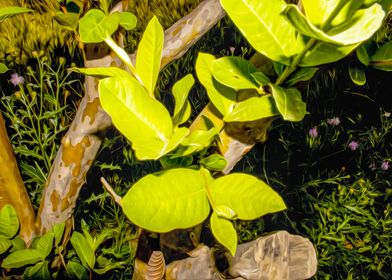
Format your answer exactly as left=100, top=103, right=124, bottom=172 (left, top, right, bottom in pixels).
left=9, top=73, right=25, bottom=87
left=309, top=127, right=318, bottom=138
left=327, top=117, right=341, bottom=126
left=348, top=141, right=359, bottom=151
left=381, top=161, right=389, bottom=170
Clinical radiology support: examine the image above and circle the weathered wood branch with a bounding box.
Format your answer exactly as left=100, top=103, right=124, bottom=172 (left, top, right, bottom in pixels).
left=36, top=0, right=226, bottom=234
left=0, top=114, right=35, bottom=245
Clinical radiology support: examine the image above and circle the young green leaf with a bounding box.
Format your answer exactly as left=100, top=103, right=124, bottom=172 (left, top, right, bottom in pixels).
left=214, top=205, right=237, bottom=219
left=211, top=56, right=258, bottom=90
left=54, top=12, right=80, bottom=30
left=224, top=96, right=279, bottom=122
left=10, top=236, right=25, bottom=252
left=209, top=173, right=286, bottom=220
left=210, top=212, right=237, bottom=255
left=72, top=67, right=131, bottom=79
left=283, top=4, right=385, bottom=46
left=67, top=261, right=89, bottom=280
left=0, top=204, right=19, bottom=238
left=349, top=65, right=366, bottom=86
left=93, top=256, right=123, bottom=274
left=221, top=0, right=299, bottom=64
left=0, top=6, right=34, bottom=21
left=273, top=62, right=285, bottom=76
left=160, top=155, right=194, bottom=169
left=122, top=168, right=210, bottom=232
left=356, top=45, right=370, bottom=66
left=285, top=67, right=319, bottom=87
left=78, top=9, right=120, bottom=43
left=250, top=72, right=271, bottom=86
left=0, top=63, right=9, bottom=74
left=119, top=12, right=137, bottom=30
left=36, top=233, right=54, bottom=259
left=135, top=16, right=164, bottom=95
left=301, top=0, right=349, bottom=28
left=299, top=41, right=360, bottom=67
left=270, top=85, right=306, bottom=122
left=70, top=231, right=95, bottom=269
left=0, top=236, right=12, bottom=254
left=172, top=74, right=194, bottom=125
left=370, top=41, right=392, bottom=71
left=27, top=261, right=50, bottom=280
left=173, top=127, right=218, bottom=157
left=195, top=53, right=236, bottom=116
left=199, top=154, right=227, bottom=171
left=99, top=76, right=176, bottom=160
left=1, top=249, right=42, bottom=268
left=52, top=223, right=65, bottom=247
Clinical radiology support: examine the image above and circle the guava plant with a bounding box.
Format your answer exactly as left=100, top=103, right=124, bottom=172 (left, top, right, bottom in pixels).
left=73, top=0, right=389, bottom=256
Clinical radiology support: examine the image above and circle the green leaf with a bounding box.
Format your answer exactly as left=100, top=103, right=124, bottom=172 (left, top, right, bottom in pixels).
left=70, top=231, right=95, bottom=269
left=118, top=12, right=137, bottom=31
left=209, top=173, right=286, bottom=220
left=299, top=41, right=360, bottom=66
left=301, top=0, right=351, bottom=28
left=135, top=16, right=164, bottom=95
left=160, top=155, right=193, bottom=169
left=36, top=233, right=54, bottom=259
left=0, top=236, right=12, bottom=254
left=78, top=9, right=120, bottom=43
left=221, top=0, right=300, bottom=64
left=0, top=63, right=9, bottom=74
left=0, top=6, right=34, bottom=21
left=99, top=76, right=176, bottom=160
left=195, top=53, right=236, bottom=116
left=283, top=4, right=385, bottom=45
left=1, top=249, right=42, bottom=268
left=122, top=168, right=210, bottom=232
left=67, top=261, right=89, bottom=280
left=210, top=212, right=237, bottom=255
left=72, top=67, right=131, bottom=79
left=172, top=74, right=194, bottom=125
left=199, top=154, right=227, bottom=171
left=173, top=127, right=218, bottom=157
left=93, top=257, right=123, bottom=274
left=27, top=261, right=50, bottom=280
left=214, top=205, right=237, bottom=219
left=356, top=45, right=370, bottom=66
left=54, top=12, right=79, bottom=30
left=285, top=67, right=318, bottom=87
left=273, top=62, right=285, bottom=76
left=349, top=65, right=366, bottom=85
left=211, top=56, right=258, bottom=90
left=370, top=41, right=392, bottom=71
left=250, top=72, right=271, bottom=86
left=91, top=229, right=112, bottom=252
left=224, top=96, right=279, bottom=122
left=10, top=236, right=26, bottom=252
left=52, top=223, right=65, bottom=247
left=0, top=204, right=19, bottom=238
left=270, top=85, right=306, bottom=122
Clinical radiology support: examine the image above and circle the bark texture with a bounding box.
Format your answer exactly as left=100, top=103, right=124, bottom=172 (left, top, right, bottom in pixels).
left=0, top=114, right=35, bottom=245
left=36, top=0, right=226, bottom=234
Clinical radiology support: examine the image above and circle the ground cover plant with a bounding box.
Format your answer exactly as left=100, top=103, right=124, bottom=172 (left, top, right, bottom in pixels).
left=0, top=0, right=391, bottom=279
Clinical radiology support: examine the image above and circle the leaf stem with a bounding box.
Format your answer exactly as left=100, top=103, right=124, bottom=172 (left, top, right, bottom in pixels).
left=275, top=38, right=317, bottom=86
left=100, top=177, right=122, bottom=207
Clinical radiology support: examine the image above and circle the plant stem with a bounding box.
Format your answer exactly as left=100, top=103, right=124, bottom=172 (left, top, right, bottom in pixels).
left=101, top=177, right=122, bottom=207
left=275, top=38, right=317, bottom=86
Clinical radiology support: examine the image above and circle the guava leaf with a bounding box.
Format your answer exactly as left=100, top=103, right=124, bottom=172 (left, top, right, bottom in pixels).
left=172, top=74, right=194, bottom=125
left=349, top=65, right=366, bottom=85
left=1, top=249, right=42, bottom=268
left=199, top=154, right=227, bottom=171
left=67, top=261, right=89, bottom=280
left=270, top=85, right=306, bottom=122
left=79, top=9, right=120, bottom=43
left=35, top=233, right=54, bottom=259
left=210, top=212, right=237, bottom=255
left=285, top=67, right=318, bottom=87
left=370, top=41, right=392, bottom=71
left=136, top=16, right=164, bottom=95
left=209, top=173, right=286, bottom=220
left=0, top=204, right=19, bottom=239
left=211, top=56, right=258, bottom=90
left=196, top=53, right=236, bottom=116
left=250, top=72, right=271, bottom=86
left=118, top=12, right=137, bottom=31
left=221, top=0, right=299, bottom=64
left=70, top=231, right=95, bottom=269
left=224, top=96, right=279, bottom=122
left=0, top=63, right=8, bottom=74
left=0, top=236, right=12, bottom=254
left=122, top=168, right=210, bottom=232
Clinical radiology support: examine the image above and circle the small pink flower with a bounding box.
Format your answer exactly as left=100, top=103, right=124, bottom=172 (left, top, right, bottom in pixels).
left=369, top=162, right=376, bottom=171
left=348, top=141, right=359, bottom=151
left=9, top=73, right=25, bottom=87
left=309, top=127, right=318, bottom=138
left=327, top=117, right=341, bottom=126
left=229, top=46, right=235, bottom=54
left=381, top=161, right=389, bottom=170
